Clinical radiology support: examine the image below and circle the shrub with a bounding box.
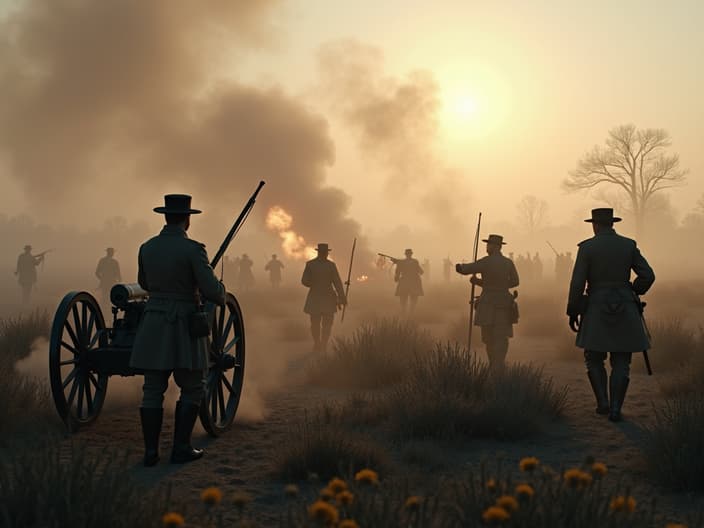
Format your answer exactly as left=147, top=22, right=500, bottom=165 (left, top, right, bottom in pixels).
left=0, top=363, right=52, bottom=437
left=645, top=318, right=702, bottom=373
left=0, top=310, right=50, bottom=362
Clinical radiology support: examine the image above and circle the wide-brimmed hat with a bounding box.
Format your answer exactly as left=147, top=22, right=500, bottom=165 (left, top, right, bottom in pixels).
left=24, top=244, right=32, bottom=251
left=584, top=208, right=621, bottom=224
left=153, top=194, right=202, bottom=215
left=404, top=248, right=413, bottom=254
left=315, top=243, right=331, bottom=252
left=106, top=247, right=115, bottom=252
left=482, top=234, right=506, bottom=245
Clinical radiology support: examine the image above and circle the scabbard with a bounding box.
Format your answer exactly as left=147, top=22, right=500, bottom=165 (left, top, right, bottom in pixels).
left=643, top=350, right=653, bottom=376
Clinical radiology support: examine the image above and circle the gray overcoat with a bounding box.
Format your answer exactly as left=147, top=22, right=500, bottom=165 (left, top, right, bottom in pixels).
left=130, top=225, right=226, bottom=371
left=301, top=258, right=346, bottom=315
left=567, top=228, right=655, bottom=353
left=394, top=258, right=424, bottom=297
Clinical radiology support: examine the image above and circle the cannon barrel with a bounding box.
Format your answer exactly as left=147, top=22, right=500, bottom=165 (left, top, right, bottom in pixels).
left=110, top=283, right=148, bottom=309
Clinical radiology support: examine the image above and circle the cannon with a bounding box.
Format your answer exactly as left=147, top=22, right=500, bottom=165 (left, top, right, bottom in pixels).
left=48, top=181, right=264, bottom=437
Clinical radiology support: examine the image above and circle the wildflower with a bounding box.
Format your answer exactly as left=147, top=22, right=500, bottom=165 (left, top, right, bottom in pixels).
left=336, top=490, right=354, bottom=506
left=319, top=487, right=335, bottom=502
left=519, top=457, right=539, bottom=472
left=563, top=468, right=592, bottom=488
left=232, top=491, right=252, bottom=509
left=610, top=495, right=636, bottom=513
left=496, top=495, right=519, bottom=512
left=339, top=520, right=360, bottom=528
left=162, top=512, right=185, bottom=528
left=405, top=495, right=422, bottom=512
left=200, top=487, right=222, bottom=506
left=308, top=500, right=340, bottom=525
left=515, top=484, right=534, bottom=499
left=665, top=524, right=687, bottom=528
left=591, top=462, right=608, bottom=477
left=486, top=478, right=498, bottom=492
left=284, top=484, right=300, bottom=498
left=482, top=505, right=511, bottom=524
left=354, top=468, right=379, bottom=485
left=328, top=477, right=348, bottom=494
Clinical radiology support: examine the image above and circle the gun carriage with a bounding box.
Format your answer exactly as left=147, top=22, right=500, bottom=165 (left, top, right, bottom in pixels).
left=48, top=181, right=265, bottom=437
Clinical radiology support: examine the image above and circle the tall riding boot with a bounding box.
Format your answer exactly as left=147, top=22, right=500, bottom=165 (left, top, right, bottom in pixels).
left=170, top=401, right=204, bottom=463
left=608, top=373, right=630, bottom=422
left=140, top=407, right=163, bottom=467
left=587, top=368, right=609, bottom=415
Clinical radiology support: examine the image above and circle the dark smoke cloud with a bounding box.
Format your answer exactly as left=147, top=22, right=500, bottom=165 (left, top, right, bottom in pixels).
left=0, top=0, right=365, bottom=261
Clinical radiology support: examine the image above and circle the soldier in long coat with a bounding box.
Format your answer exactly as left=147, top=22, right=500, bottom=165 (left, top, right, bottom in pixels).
left=456, top=235, right=519, bottom=371
left=15, top=245, right=44, bottom=304
left=95, top=247, right=122, bottom=303
left=567, top=208, right=654, bottom=422
left=301, top=243, right=346, bottom=353
left=395, top=249, right=424, bottom=313
left=130, top=194, right=225, bottom=466
left=238, top=254, right=255, bottom=291
left=265, top=254, right=284, bottom=288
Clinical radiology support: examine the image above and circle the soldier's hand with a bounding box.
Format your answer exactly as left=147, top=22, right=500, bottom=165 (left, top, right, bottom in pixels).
left=469, top=275, right=481, bottom=285
left=455, top=263, right=462, bottom=273
left=569, top=314, right=581, bottom=333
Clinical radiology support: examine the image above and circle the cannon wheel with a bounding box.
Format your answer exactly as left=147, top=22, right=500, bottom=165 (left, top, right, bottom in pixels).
left=49, top=292, right=109, bottom=429
left=200, top=292, right=245, bottom=437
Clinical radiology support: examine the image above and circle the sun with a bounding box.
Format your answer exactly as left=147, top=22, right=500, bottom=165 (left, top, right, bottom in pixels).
left=454, top=95, right=479, bottom=120
left=439, top=84, right=486, bottom=138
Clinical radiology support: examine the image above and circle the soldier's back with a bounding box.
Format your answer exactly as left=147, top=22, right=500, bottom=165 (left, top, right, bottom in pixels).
left=139, top=228, right=204, bottom=294
left=578, top=232, right=640, bottom=287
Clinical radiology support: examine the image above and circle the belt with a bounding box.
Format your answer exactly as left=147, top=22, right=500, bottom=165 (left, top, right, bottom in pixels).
left=148, top=292, right=198, bottom=303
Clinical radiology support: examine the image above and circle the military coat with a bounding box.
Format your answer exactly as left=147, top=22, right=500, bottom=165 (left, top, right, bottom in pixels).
left=567, top=228, right=654, bottom=353
left=130, top=225, right=225, bottom=371
left=457, top=253, right=519, bottom=336
left=96, top=257, right=121, bottom=290
left=301, top=258, right=346, bottom=315
left=394, top=258, right=424, bottom=297
left=16, top=253, right=39, bottom=286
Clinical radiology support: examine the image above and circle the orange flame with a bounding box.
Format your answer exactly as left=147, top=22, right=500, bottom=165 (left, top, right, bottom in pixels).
left=266, top=206, right=317, bottom=260
left=356, top=274, right=369, bottom=283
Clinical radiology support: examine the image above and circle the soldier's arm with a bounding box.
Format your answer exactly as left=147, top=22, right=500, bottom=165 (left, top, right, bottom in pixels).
left=137, top=248, right=148, bottom=290
left=508, top=260, right=520, bottom=288
left=95, top=261, right=102, bottom=279
left=331, top=263, right=346, bottom=304
left=394, top=265, right=401, bottom=282
left=190, top=243, right=226, bottom=306
left=631, top=246, right=655, bottom=295
left=417, top=260, right=424, bottom=275
left=566, top=245, right=588, bottom=316
left=455, top=258, right=485, bottom=276
left=301, top=262, right=312, bottom=287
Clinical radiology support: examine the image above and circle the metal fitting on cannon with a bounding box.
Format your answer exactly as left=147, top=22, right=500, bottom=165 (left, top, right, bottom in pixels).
left=110, top=283, right=148, bottom=310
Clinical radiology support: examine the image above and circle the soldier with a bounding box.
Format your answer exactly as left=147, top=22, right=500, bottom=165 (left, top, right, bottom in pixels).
left=238, top=254, right=255, bottom=291
left=567, top=208, right=654, bottom=422
left=456, top=235, right=519, bottom=371
left=95, top=247, right=122, bottom=303
left=301, top=243, right=346, bottom=353
left=130, top=194, right=225, bottom=466
left=533, top=252, right=543, bottom=282
left=395, top=249, right=424, bottom=313
left=15, top=245, right=44, bottom=304
left=442, top=256, right=453, bottom=283
left=264, top=254, right=285, bottom=288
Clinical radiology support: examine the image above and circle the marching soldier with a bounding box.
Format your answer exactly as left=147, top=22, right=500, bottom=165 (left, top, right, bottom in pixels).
left=130, top=194, right=225, bottom=466
left=567, top=208, right=655, bottom=422
left=95, top=247, right=122, bottom=303
left=238, top=253, right=255, bottom=291
left=442, top=256, right=453, bottom=283
left=395, top=249, right=424, bottom=313
left=265, top=254, right=284, bottom=288
left=456, top=235, right=519, bottom=371
left=15, top=245, right=44, bottom=304
left=301, top=243, right=346, bottom=353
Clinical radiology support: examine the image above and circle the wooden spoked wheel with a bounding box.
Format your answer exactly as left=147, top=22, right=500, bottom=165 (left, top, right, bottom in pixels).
left=200, top=292, right=245, bottom=437
left=49, top=292, right=108, bottom=429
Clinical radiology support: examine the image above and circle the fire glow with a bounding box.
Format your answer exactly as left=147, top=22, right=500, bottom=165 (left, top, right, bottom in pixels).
left=265, top=206, right=317, bottom=261
left=356, top=275, right=369, bottom=283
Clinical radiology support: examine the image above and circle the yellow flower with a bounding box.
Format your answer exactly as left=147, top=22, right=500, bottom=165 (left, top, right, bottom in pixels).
left=339, top=520, right=360, bottom=528
left=284, top=484, right=300, bottom=498
left=232, top=491, right=252, bottom=509
left=665, top=524, right=688, bottom=528
left=336, top=490, right=354, bottom=506
left=610, top=495, right=636, bottom=513
left=486, top=478, right=498, bottom=492
left=482, top=506, right=511, bottom=523
left=519, top=457, right=539, bottom=472
left=563, top=468, right=593, bottom=488
left=405, top=495, right=422, bottom=512
left=591, top=462, right=608, bottom=477
left=200, top=487, right=222, bottom=506
left=496, top=495, right=519, bottom=512
left=319, top=487, right=335, bottom=502
left=308, top=500, right=340, bottom=525
left=328, top=477, right=348, bottom=494
left=515, top=484, right=534, bottom=499
left=162, top=512, right=185, bottom=528
left=354, top=468, right=379, bottom=485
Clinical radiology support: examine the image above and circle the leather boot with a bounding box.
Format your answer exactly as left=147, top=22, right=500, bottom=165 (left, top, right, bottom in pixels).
left=608, top=374, right=630, bottom=422
left=140, top=407, right=163, bottom=467
left=170, top=401, right=204, bottom=463
left=587, top=368, right=609, bottom=415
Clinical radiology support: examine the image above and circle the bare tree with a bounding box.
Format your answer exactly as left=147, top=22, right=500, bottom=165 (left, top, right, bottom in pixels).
left=564, top=124, right=687, bottom=235
left=516, top=195, right=549, bottom=233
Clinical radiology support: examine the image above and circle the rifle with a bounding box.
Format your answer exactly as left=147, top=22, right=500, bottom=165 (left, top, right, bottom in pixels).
left=546, top=241, right=560, bottom=257
left=35, top=249, right=54, bottom=259
left=377, top=253, right=400, bottom=264
left=637, top=298, right=653, bottom=376
left=467, top=212, right=482, bottom=350
left=341, top=238, right=357, bottom=323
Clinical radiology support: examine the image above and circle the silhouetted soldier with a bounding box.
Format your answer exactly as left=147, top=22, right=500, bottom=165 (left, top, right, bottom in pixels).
left=95, top=247, right=122, bottom=303
left=567, top=208, right=654, bottom=422
left=442, top=257, right=453, bottom=283
left=301, top=243, right=346, bottom=353
left=15, top=245, right=44, bottom=304
left=533, top=252, right=543, bottom=282
left=238, top=254, right=255, bottom=291
left=395, top=249, right=424, bottom=314
left=456, top=235, right=519, bottom=371
left=265, top=254, right=284, bottom=288
left=130, top=194, right=225, bottom=466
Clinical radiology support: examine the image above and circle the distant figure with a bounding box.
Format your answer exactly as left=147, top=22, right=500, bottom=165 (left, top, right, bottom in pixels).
left=442, top=257, right=453, bottom=283
left=533, top=252, right=543, bottom=282
left=15, top=245, right=44, bottom=304
left=301, top=243, right=346, bottom=353
left=456, top=235, right=519, bottom=372
left=95, top=247, right=122, bottom=303
left=238, top=254, right=255, bottom=291
left=567, top=208, right=655, bottom=422
left=395, top=249, right=424, bottom=314
left=422, top=258, right=431, bottom=283
left=264, top=254, right=284, bottom=288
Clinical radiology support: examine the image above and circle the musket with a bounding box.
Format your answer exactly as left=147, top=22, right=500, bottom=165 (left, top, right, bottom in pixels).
left=467, top=212, right=482, bottom=350
left=377, top=252, right=400, bottom=264
left=546, top=241, right=560, bottom=257
left=35, top=248, right=55, bottom=258
left=341, top=238, right=357, bottom=323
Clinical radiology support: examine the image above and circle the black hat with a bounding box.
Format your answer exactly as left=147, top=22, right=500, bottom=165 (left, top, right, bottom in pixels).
left=584, top=208, right=621, bottom=224
left=315, top=243, right=331, bottom=252
left=24, top=244, right=32, bottom=251
left=482, top=234, right=506, bottom=245
left=154, top=194, right=202, bottom=215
